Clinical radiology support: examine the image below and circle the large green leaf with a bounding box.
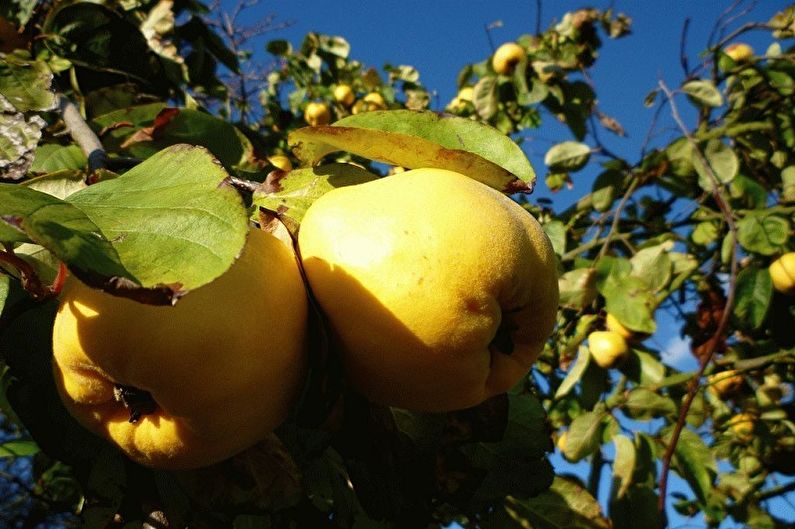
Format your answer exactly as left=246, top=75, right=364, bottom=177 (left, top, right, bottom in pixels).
left=555, top=345, right=590, bottom=399
left=30, top=144, right=87, bottom=174
left=544, top=141, right=591, bottom=172
left=736, top=213, right=789, bottom=255
left=252, top=163, right=377, bottom=224
left=289, top=110, right=536, bottom=193
left=664, top=427, right=717, bottom=506
left=0, top=56, right=56, bottom=112
left=563, top=410, right=607, bottom=462
left=67, top=144, right=248, bottom=293
left=733, top=266, right=772, bottom=329
left=1, top=145, right=247, bottom=302
left=505, top=477, right=610, bottom=529
left=622, top=388, right=676, bottom=420
left=694, top=139, right=738, bottom=191
left=557, top=268, right=598, bottom=310
left=611, top=434, right=636, bottom=500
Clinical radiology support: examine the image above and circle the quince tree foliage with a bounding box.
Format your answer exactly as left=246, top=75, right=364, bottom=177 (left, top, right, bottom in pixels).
left=0, top=1, right=794, bottom=529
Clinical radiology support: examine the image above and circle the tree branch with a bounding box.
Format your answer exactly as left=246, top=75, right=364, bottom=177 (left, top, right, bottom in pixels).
left=57, top=94, right=106, bottom=174
left=656, top=80, right=740, bottom=529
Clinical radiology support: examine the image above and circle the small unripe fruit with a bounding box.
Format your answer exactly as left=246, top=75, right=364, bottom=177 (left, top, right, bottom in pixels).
left=304, top=101, right=331, bottom=126
left=492, top=42, right=525, bottom=75
left=725, top=43, right=754, bottom=62
left=707, top=369, right=743, bottom=397
left=728, top=413, right=756, bottom=443
left=769, top=253, right=795, bottom=295
left=587, top=330, right=629, bottom=369
left=333, top=84, right=355, bottom=107
left=605, top=313, right=632, bottom=340
left=267, top=155, right=292, bottom=172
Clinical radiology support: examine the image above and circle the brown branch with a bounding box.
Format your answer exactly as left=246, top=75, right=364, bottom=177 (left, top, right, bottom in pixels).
left=57, top=94, right=106, bottom=174
left=655, top=80, right=740, bottom=529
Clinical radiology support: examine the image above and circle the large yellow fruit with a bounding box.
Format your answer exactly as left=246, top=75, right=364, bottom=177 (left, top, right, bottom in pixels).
left=298, top=168, right=559, bottom=411
left=492, top=42, right=525, bottom=75
left=304, top=101, right=331, bottom=126
left=605, top=313, right=632, bottom=340
left=707, top=369, right=743, bottom=397
left=587, top=330, right=629, bottom=369
left=52, top=228, right=308, bottom=469
left=769, top=253, right=795, bottom=295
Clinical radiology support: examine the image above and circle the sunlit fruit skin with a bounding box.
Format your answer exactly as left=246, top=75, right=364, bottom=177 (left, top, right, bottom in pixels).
left=769, top=253, right=795, bottom=295
left=51, top=229, right=308, bottom=470
left=268, top=155, right=293, bottom=172
left=728, top=413, right=756, bottom=443
left=333, top=84, right=355, bottom=107
left=492, top=42, right=525, bottom=75
left=304, top=101, right=331, bottom=126
left=298, top=168, right=559, bottom=411
left=605, top=313, right=632, bottom=340
left=587, top=330, right=629, bottom=369
left=707, top=369, right=743, bottom=397
left=352, top=92, right=387, bottom=114
left=725, top=43, right=754, bottom=62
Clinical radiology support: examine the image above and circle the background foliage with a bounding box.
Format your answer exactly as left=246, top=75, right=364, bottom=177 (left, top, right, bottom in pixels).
left=1, top=1, right=794, bottom=528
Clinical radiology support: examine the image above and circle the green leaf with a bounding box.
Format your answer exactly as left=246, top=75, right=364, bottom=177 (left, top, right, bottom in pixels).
left=22, top=169, right=91, bottom=200
left=67, top=145, right=248, bottom=292
left=733, top=266, right=772, bottom=329
left=692, top=221, right=719, bottom=246
left=621, top=349, right=666, bottom=387
left=609, top=484, right=658, bottom=529
left=600, top=275, right=657, bottom=334
left=781, top=166, right=795, bottom=203
left=694, top=139, right=739, bottom=191
left=611, top=434, right=636, bottom=499
left=558, top=268, right=598, bottom=310
left=682, top=79, right=723, bottom=107
left=664, top=427, right=717, bottom=506
left=506, top=477, right=610, bottom=529
left=564, top=410, right=607, bottom=461
left=0, top=57, right=56, bottom=112
left=30, top=144, right=87, bottom=174
left=622, top=388, right=676, bottom=420
left=555, top=345, right=590, bottom=399
left=544, top=141, right=591, bottom=172
left=591, top=169, right=623, bottom=212
left=473, top=76, right=498, bottom=119
left=0, top=275, right=8, bottom=314
left=736, top=213, right=790, bottom=255
left=252, top=163, right=377, bottom=223
left=0, top=439, right=39, bottom=457
left=630, top=244, right=672, bottom=293
left=542, top=220, right=566, bottom=256
left=289, top=110, right=535, bottom=193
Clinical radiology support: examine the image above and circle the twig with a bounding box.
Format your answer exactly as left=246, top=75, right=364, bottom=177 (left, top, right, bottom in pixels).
left=57, top=94, right=106, bottom=174
left=679, top=18, right=691, bottom=77
left=596, top=176, right=639, bottom=261
left=655, top=80, right=739, bottom=529
left=757, top=480, right=795, bottom=502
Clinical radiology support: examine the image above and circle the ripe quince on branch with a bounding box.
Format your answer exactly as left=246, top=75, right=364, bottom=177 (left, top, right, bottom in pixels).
left=51, top=228, right=309, bottom=469
left=298, top=168, right=559, bottom=411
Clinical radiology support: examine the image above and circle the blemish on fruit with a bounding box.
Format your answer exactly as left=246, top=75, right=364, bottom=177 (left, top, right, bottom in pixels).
left=113, top=384, right=157, bottom=423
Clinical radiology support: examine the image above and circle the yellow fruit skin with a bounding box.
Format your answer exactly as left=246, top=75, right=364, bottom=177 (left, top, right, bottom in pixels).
left=587, top=331, right=629, bottom=369
left=268, top=155, right=292, bottom=172
left=605, top=313, right=632, bottom=340
left=725, top=43, right=754, bottom=62
left=492, top=42, right=525, bottom=75
left=304, top=102, right=331, bottom=126
left=769, top=253, right=795, bottom=295
left=298, top=168, right=559, bottom=411
left=729, top=413, right=756, bottom=443
left=334, top=85, right=355, bottom=107
left=707, top=369, right=743, bottom=397
left=52, top=229, right=308, bottom=470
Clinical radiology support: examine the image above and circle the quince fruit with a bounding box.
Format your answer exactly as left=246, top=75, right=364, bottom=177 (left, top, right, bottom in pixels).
left=298, top=168, right=558, bottom=411
left=268, top=154, right=293, bottom=172
left=492, top=42, right=525, bottom=75
left=707, top=369, right=743, bottom=397
left=605, top=313, right=632, bottom=340
left=304, top=101, right=331, bottom=126
left=769, top=252, right=795, bottom=295
left=587, top=330, right=628, bottom=369
left=51, top=228, right=308, bottom=469
left=725, top=43, right=754, bottom=62
left=333, top=84, right=356, bottom=107
left=352, top=92, right=387, bottom=114
left=728, top=413, right=756, bottom=443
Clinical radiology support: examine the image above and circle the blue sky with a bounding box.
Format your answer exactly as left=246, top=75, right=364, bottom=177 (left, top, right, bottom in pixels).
left=224, top=1, right=795, bottom=527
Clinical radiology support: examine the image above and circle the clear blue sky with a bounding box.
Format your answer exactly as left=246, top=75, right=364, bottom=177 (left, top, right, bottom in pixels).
left=226, top=1, right=795, bottom=527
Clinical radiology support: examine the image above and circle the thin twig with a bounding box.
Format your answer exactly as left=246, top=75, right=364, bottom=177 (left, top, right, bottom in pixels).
left=57, top=94, right=106, bottom=174
left=679, top=18, right=691, bottom=77
left=655, top=80, right=740, bottom=529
